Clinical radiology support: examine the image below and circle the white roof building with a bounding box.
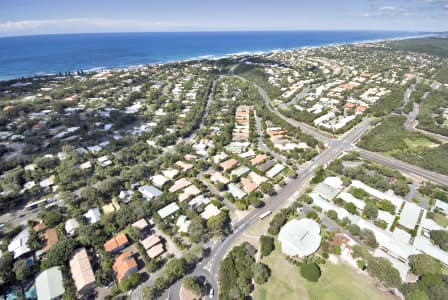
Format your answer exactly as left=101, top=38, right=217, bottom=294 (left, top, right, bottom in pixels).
left=313, top=182, right=340, bottom=201
left=65, top=218, right=80, bottom=236
left=278, top=218, right=322, bottom=257
left=210, top=172, right=230, bottom=185
left=414, top=235, right=448, bottom=266
left=8, top=229, right=31, bottom=259
left=239, top=150, right=256, bottom=158
left=87, top=145, right=102, bottom=153
left=151, top=175, right=170, bottom=188
left=200, top=204, right=221, bottom=220
left=399, top=202, right=424, bottom=230
left=138, top=185, right=163, bottom=200
left=158, top=202, right=180, bottom=219
left=266, top=163, right=285, bottom=178
left=213, top=152, right=228, bottom=164
left=176, top=215, right=191, bottom=233
left=420, top=218, right=445, bottom=237
left=357, top=218, right=419, bottom=261
left=228, top=183, right=247, bottom=199
left=434, top=199, right=448, bottom=215
left=162, top=168, right=179, bottom=180
left=36, top=267, right=65, bottom=300
left=188, top=194, right=210, bottom=209
left=392, top=228, right=412, bottom=244
left=323, top=176, right=344, bottom=190
left=84, top=208, right=101, bottom=224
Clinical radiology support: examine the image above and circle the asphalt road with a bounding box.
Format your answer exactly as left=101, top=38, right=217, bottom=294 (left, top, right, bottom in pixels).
left=356, top=148, right=448, bottom=187
left=405, top=102, right=419, bottom=129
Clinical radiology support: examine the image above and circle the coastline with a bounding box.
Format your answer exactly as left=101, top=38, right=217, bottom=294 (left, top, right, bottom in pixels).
left=0, top=32, right=435, bottom=83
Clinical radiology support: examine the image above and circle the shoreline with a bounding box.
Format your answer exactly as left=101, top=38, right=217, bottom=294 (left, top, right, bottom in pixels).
left=0, top=33, right=436, bottom=83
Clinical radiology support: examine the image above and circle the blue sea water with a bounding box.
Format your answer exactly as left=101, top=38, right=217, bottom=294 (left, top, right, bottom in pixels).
left=0, top=31, right=422, bottom=80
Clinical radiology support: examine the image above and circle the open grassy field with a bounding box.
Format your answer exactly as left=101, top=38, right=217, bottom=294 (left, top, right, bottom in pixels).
left=403, top=137, right=437, bottom=149
left=433, top=212, right=448, bottom=227
left=254, top=242, right=397, bottom=300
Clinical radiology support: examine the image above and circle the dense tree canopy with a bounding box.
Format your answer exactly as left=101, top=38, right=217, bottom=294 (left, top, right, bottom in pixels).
left=218, top=242, right=257, bottom=300
left=409, top=254, right=443, bottom=276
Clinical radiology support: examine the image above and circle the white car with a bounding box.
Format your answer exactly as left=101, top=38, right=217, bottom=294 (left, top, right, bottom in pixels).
left=209, top=288, right=214, bottom=298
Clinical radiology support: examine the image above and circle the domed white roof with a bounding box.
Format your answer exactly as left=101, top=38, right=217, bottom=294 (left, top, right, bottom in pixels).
left=278, top=218, right=322, bottom=257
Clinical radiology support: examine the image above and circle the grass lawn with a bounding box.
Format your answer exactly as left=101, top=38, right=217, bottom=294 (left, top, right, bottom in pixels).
left=403, top=137, right=436, bottom=149
left=433, top=212, right=448, bottom=227
left=254, top=242, right=397, bottom=300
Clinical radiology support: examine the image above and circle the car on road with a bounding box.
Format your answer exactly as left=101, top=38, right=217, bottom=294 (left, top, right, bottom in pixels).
left=209, top=288, right=214, bottom=298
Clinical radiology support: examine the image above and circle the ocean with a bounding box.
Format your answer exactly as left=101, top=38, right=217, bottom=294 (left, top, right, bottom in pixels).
left=0, top=31, right=422, bottom=81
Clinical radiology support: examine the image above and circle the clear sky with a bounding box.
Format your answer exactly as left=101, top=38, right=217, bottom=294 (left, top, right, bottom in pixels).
left=0, top=0, right=447, bottom=37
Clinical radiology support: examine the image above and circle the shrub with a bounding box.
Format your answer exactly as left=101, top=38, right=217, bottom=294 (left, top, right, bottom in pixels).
left=259, top=235, right=275, bottom=257
left=252, top=263, right=271, bottom=285
left=357, top=259, right=366, bottom=270
left=300, top=262, right=321, bottom=282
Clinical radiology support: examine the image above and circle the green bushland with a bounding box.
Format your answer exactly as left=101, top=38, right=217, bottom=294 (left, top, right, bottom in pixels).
left=387, top=38, right=448, bottom=58
left=358, top=116, right=448, bottom=175
left=233, top=64, right=282, bottom=99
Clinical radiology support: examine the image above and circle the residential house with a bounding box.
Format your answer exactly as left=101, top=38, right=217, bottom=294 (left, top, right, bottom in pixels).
left=104, top=232, right=129, bottom=253
left=176, top=215, right=191, bottom=233
left=250, top=154, right=267, bottom=165
left=102, top=200, right=120, bottom=214
left=258, top=160, right=276, bottom=172
left=220, top=159, right=238, bottom=171
left=231, top=166, right=251, bottom=178
left=84, top=208, right=101, bottom=224
left=200, top=204, right=221, bottom=220
left=69, top=248, right=96, bottom=296
left=113, top=251, right=138, bottom=282
left=8, top=229, right=31, bottom=259
left=434, top=199, right=448, bottom=216
left=65, top=218, right=80, bottom=236
left=266, top=163, right=285, bottom=178
left=42, top=228, right=58, bottom=252
left=175, top=161, right=193, bottom=172
left=179, top=185, right=201, bottom=202
left=210, top=172, right=230, bottom=185
left=140, top=234, right=161, bottom=250
left=158, top=202, right=180, bottom=219
left=162, top=168, right=179, bottom=180
left=151, top=174, right=170, bottom=188
left=169, top=178, right=192, bottom=193
left=35, top=267, right=65, bottom=300
left=132, top=218, right=150, bottom=232
left=146, top=244, right=165, bottom=259
left=228, top=183, right=247, bottom=200
left=188, top=195, right=210, bottom=209
left=138, top=185, right=163, bottom=200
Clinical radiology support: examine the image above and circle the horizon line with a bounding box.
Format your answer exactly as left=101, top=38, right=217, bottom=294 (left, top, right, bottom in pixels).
left=0, top=29, right=442, bottom=39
